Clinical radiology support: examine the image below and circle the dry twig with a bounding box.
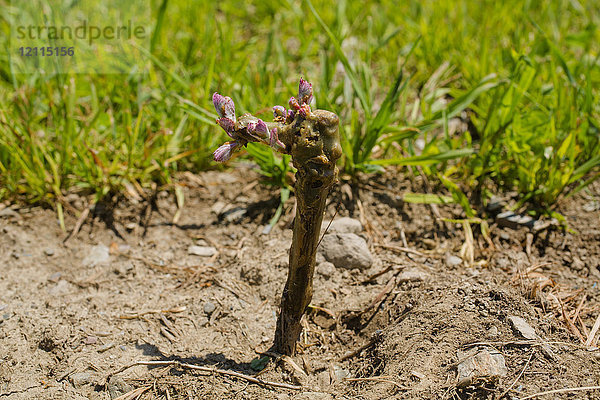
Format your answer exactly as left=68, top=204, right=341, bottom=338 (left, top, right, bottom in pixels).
left=338, top=336, right=379, bottom=361
left=519, top=385, right=600, bottom=400
left=110, top=360, right=302, bottom=391
left=112, top=385, right=151, bottom=400
left=585, top=313, right=600, bottom=347
left=119, top=306, right=187, bottom=320
left=63, top=206, right=90, bottom=243
left=376, top=243, right=428, bottom=258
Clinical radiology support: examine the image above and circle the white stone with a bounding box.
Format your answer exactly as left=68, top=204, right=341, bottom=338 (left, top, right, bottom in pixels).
left=318, top=233, right=372, bottom=270
left=188, top=245, right=217, bottom=257
left=82, top=244, right=110, bottom=267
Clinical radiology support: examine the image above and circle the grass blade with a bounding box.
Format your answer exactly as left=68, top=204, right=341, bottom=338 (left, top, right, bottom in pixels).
left=370, top=148, right=475, bottom=166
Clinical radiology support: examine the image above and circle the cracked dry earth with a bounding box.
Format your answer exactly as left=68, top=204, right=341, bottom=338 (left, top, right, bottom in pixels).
left=1, top=170, right=600, bottom=400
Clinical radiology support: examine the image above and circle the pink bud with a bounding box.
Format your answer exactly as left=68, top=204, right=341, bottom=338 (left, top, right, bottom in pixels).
left=286, top=110, right=295, bottom=123
left=254, top=119, right=269, bottom=139
left=298, top=104, right=311, bottom=119
left=288, top=96, right=300, bottom=111
left=212, top=93, right=236, bottom=122
left=298, top=78, right=313, bottom=105
left=273, top=105, right=286, bottom=118
left=213, top=141, right=240, bottom=162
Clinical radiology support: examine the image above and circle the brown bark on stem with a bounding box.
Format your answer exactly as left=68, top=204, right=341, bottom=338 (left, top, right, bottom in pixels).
left=273, top=109, right=341, bottom=355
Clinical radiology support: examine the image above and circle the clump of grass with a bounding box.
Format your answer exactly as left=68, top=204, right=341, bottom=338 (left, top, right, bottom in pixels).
left=1, top=0, right=599, bottom=224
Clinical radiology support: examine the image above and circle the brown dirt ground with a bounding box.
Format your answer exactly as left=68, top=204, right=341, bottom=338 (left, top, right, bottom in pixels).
left=1, top=169, right=599, bottom=400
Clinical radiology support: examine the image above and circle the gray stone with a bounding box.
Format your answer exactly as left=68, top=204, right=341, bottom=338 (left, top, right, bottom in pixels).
left=332, top=365, right=350, bottom=381
left=317, top=370, right=331, bottom=388
left=496, top=211, right=535, bottom=229
left=318, top=233, right=372, bottom=270
left=48, top=279, right=72, bottom=295
left=44, top=248, right=55, bottom=256
left=445, top=253, right=462, bottom=267
left=456, top=347, right=507, bottom=387
left=188, top=245, right=217, bottom=257
left=48, top=272, right=62, bottom=282
left=508, top=315, right=556, bottom=360
left=486, top=195, right=505, bottom=214
left=84, top=336, right=98, bottom=345
left=221, top=207, right=246, bottom=223
left=211, top=201, right=226, bottom=214
left=323, top=217, right=362, bottom=234
left=397, top=268, right=428, bottom=283
left=317, top=261, right=336, bottom=278
left=583, top=200, right=600, bottom=212
left=508, top=316, right=537, bottom=340
left=488, top=326, right=499, bottom=337
left=82, top=244, right=110, bottom=267
left=97, top=342, right=115, bottom=352
left=0, top=207, right=18, bottom=218
left=108, top=376, right=133, bottom=399
left=203, top=302, right=216, bottom=315
left=70, top=371, right=94, bottom=388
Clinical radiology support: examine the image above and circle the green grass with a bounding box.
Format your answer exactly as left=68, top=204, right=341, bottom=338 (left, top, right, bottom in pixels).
left=0, top=0, right=599, bottom=223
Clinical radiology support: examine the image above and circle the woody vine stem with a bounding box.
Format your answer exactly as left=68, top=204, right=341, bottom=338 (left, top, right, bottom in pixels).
left=212, top=78, right=341, bottom=355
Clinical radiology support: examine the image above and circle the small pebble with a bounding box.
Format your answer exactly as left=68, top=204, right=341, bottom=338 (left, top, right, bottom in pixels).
left=397, top=268, right=428, bottom=283
left=445, top=253, right=462, bottom=267
left=203, top=302, right=216, bottom=315
left=0, top=208, right=18, bottom=218
left=82, top=244, right=110, bottom=267
left=318, top=262, right=336, bottom=279
left=44, top=248, right=55, bottom=256
left=108, top=376, right=133, bottom=399
left=332, top=365, right=350, bottom=380
left=84, top=336, right=98, bottom=345
left=98, top=342, right=115, bottom=352
left=70, top=372, right=93, bottom=388
left=318, top=233, right=372, bottom=270
left=496, top=211, right=535, bottom=229
left=188, top=245, right=217, bottom=257
left=457, top=347, right=507, bottom=387
left=422, top=238, right=437, bottom=249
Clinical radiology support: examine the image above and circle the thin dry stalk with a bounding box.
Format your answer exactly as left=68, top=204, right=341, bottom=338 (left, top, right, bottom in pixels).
left=63, top=206, right=90, bottom=243
left=112, top=386, right=151, bottom=400
left=520, top=385, right=600, bottom=400
left=110, top=360, right=302, bottom=391
left=585, top=313, right=600, bottom=347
